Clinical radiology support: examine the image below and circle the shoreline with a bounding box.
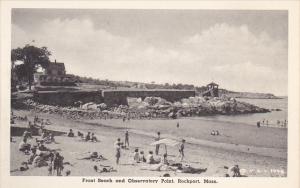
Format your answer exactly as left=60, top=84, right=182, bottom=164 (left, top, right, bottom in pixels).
left=10, top=109, right=287, bottom=177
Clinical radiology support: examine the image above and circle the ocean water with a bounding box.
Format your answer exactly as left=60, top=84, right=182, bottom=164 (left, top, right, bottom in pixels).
left=84, top=97, right=288, bottom=152
left=194, top=98, right=288, bottom=128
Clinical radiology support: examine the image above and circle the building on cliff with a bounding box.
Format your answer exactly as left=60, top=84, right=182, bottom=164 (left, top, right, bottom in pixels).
left=34, top=60, right=77, bottom=86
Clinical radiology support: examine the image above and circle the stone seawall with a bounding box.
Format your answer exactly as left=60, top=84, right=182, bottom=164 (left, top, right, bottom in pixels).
left=102, top=89, right=196, bottom=106
left=33, top=89, right=196, bottom=107
left=33, top=90, right=104, bottom=106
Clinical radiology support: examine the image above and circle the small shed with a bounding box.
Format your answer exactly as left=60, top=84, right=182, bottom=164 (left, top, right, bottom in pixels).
left=203, top=82, right=219, bottom=97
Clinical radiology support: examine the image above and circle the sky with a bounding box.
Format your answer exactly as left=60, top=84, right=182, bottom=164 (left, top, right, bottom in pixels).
left=11, top=9, right=288, bottom=95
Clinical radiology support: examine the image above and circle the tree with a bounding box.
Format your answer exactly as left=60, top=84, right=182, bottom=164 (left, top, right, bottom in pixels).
left=11, top=44, right=51, bottom=90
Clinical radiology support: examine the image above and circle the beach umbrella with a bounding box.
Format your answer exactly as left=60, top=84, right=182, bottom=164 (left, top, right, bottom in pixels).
left=150, top=138, right=179, bottom=147
left=150, top=138, right=179, bottom=154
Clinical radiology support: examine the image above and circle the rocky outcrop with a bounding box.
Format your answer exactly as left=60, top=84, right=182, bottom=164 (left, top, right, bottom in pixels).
left=21, top=96, right=270, bottom=120
left=219, top=89, right=281, bottom=99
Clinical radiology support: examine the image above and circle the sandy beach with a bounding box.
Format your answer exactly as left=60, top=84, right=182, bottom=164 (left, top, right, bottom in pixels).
left=10, top=109, right=287, bottom=177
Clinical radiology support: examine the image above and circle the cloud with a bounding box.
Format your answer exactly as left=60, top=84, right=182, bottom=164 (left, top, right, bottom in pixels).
left=11, top=20, right=287, bottom=95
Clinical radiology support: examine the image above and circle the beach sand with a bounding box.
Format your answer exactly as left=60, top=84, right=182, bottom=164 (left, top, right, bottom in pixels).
left=10, top=109, right=287, bottom=177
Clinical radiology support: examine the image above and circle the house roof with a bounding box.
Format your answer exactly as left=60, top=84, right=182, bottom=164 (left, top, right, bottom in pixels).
left=207, top=82, right=219, bottom=86
left=47, top=62, right=65, bottom=70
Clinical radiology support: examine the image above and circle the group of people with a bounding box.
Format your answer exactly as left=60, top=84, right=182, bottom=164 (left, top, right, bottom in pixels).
left=210, top=130, right=220, bottom=136
left=113, top=131, right=186, bottom=167
left=139, top=150, right=206, bottom=174
left=257, top=119, right=288, bottom=128
left=34, top=116, right=52, bottom=127
left=10, top=112, right=27, bottom=124
left=67, top=129, right=99, bottom=142
left=37, top=129, right=56, bottom=144
left=12, top=113, right=68, bottom=176
left=13, top=111, right=204, bottom=176
left=18, top=129, right=65, bottom=176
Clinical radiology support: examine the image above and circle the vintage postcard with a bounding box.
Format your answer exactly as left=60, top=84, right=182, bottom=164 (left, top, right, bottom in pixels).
left=0, top=1, right=299, bottom=188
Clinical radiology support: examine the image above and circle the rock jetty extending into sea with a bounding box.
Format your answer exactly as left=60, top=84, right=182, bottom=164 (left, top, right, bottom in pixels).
left=20, top=96, right=270, bottom=120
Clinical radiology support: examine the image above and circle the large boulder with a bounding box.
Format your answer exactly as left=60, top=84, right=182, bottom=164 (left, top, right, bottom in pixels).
left=82, top=102, right=97, bottom=110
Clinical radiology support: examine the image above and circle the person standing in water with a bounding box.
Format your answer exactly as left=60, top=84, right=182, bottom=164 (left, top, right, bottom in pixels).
left=125, top=130, right=129, bottom=148
left=176, top=122, right=179, bottom=128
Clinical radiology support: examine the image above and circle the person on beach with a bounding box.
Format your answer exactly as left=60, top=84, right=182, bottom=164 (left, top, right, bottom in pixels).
left=19, top=137, right=31, bottom=153
left=67, top=129, right=74, bottom=137
left=115, top=141, right=121, bottom=165
left=277, top=120, right=281, bottom=126
left=146, top=151, right=155, bottom=164
left=53, top=152, right=64, bottom=176
left=127, top=114, right=131, bottom=121
left=161, top=153, right=169, bottom=165
left=77, top=151, right=107, bottom=161
left=28, top=146, right=37, bottom=164
left=176, top=164, right=207, bottom=174
left=155, top=132, right=161, bottom=155
left=257, top=121, right=261, bottom=128
left=34, top=116, right=38, bottom=124
left=77, top=131, right=84, bottom=138
left=93, top=165, right=117, bottom=173
left=125, top=130, right=129, bottom=148
left=32, top=151, right=49, bottom=167
left=179, top=139, right=185, bottom=162
left=114, top=138, right=122, bottom=147
left=225, top=165, right=241, bottom=177
left=28, top=121, right=34, bottom=129
left=19, top=162, right=29, bottom=171
left=133, top=148, right=140, bottom=163
left=91, top=133, right=98, bottom=142
left=139, top=151, right=146, bottom=163
left=23, top=130, right=32, bottom=139
left=85, top=132, right=91, bottom=141
left=11, top=117, right=15, bottom=124
left=48, top=161, right=53, bottom=176
left=45, top=119, right=51, bottom=125
left=284, top=119, right=287, bottom=127
left=49, top=133, right=55, bottom=143
left=41, top=130, right=47, bottom=140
